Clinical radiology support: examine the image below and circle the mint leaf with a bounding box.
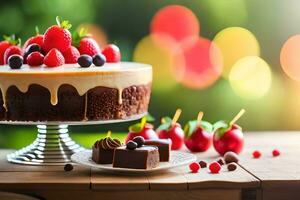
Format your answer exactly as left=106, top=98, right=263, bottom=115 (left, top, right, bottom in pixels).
left=213, top=120, right=230, bottom=138
left=201, top=121, right=213, bottom=133
left=156, top=117, right=172, bottom=131
left=145, top=114, right=155, bottom=122
left=129, top=122, right=142, bottom=133
left=184, top=120, right=213, bottom=138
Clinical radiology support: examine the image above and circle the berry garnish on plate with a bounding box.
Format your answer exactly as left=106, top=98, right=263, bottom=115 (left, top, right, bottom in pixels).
left=8, top=55, right=23, bottom=69
left=132, top=136, right=145, bottom=147
left=78, top=54, right=92, bottom=68
left=102, top=44, right=121, bottom=63
left=209, top=161, right=221, bottom=174
left=42, top=16, right=72, bottom=53
left=189, top=162, right=200, bottom=173
left=44, top=48, right=65, bottom=67
left=63, top=46, right=80, bottom=64
left=4, top=45, right=23, bottom=65
left=27, top=52, right=44, bottom=67
left=227, top=162, right=238, bottom=171
left=72, top=28, right=101, bottom=56
left=157, top=109, right=184, bottom=150
left=126, top=140, right=138, bottom=150
left=198, top=160, right=207, bottom=168
left=93, top=53, right=106, bottom=66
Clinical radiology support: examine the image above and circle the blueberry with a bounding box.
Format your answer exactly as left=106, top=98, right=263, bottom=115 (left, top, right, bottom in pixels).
left=93, top=53, right=106, bottom=66
left=78, top=54, right=92, bottom=68
left=132, top=136, right=145, bottom=147
left=126, top=140, right=137, bottom=150
left=8, top=55, right=23, bottom=69
left=64, top=163, right=73, bottom=172
left=25, top=43, right=41, bottom=55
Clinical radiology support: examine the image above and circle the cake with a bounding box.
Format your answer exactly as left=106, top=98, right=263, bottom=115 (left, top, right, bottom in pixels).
left=0, top=17, right=152, bottom=122
left=0, top=62, right=152, bottom=121
left=92, top=137, right=121, bottom=164
left=113, top=145, right=159, bottom=169
left=144, top=139, right=171, bottom=162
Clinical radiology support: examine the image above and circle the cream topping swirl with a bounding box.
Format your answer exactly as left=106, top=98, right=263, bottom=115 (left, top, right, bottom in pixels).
left=94, top=137, right=122, bottom=150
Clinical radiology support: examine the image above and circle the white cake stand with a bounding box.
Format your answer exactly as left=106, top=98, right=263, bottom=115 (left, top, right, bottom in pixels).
left=0, top=113, right=146, bottom=165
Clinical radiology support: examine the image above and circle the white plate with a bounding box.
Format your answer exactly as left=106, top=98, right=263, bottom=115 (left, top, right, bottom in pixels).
left=71, top=150, right=196, bottom=173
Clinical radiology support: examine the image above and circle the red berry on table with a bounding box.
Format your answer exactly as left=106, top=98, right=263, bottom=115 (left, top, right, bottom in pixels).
left=272, top=149, right=280, bottom=157
left=102, top=44, right=121, bottom=63
left=42, top=16, right=72, bottom=53
left=252, top=150, right=261, bottom=159
left=209, top=161, right=221, bottom=174
left=44, top=48, right=65, bottom=67
left=184, top=112, right=213, bottom=152
left=125, top=116, right=158, bottom=144
left=199, top=160, right=207, bottom=168
left=157, top=109, right=184, bottom=150
left=78, top=37, right=101, bottom=56
left=4, top=46, right=23, bottom=65
left=213, top=109, right=245, bottom=155
left=189, top=162, right=200, bottom=173
left=27, top=52, right=44, bottom=67
left=63, top=46, right=80, bottom=64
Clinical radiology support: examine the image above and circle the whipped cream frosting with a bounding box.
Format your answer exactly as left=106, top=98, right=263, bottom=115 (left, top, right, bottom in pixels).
left=0, top=62, right=152, bottom=110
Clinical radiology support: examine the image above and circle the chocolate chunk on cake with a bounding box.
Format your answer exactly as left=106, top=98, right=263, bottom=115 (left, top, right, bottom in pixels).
left=144, top=139, right=171, bottom=162
left=92, top=137, right=121, bottom=164
left=113, top=146, right=159, bottom=169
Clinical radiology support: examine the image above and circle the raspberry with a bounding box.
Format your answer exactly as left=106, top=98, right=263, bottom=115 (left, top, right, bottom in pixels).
left=209, top=161, right=221, bottom=174
left=189, top=162, right=200, bottom=173
left=252, top=150, right=261, bottom=159
left=27, top=52, right=44, bottom=67
left=272, top=149, right=280, bottom=157
left=44, top=48, right=65, bottom=67
left=102, top=44, right=121, bottom=63
left=4, top=46, right=23, bottom=64
left=78, top=37, right=101, bottom=56
left=23, top=35, right=44, bottom=50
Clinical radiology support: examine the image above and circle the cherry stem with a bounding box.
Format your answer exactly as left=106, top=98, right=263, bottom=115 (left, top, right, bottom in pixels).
left=106, top=130, right=112, bottom=138
left=229, top=109, right=245, bottom=126
left=172, top=109, right=182, bottom=125
left=197, top=112, right=204, bottom=123
left=56, top=16, right=61, bottom=27
left=140, top=117, right=147, bottom=129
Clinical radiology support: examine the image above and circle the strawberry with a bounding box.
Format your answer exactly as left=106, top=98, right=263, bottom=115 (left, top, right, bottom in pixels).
left=102, top=44, right=121, bottom=62
left=43, top=16, right=72, bottom=53
left=0, top=35, right=20, bottom=65
left=4, top=46, right=23, bottom=65
left=63, top=46, right=80, bottom=64
left=23, top=27, right=44, bottom=50
left=72, top=28, right=101, bottom=56
left=44, top=48, right=65, bottom=67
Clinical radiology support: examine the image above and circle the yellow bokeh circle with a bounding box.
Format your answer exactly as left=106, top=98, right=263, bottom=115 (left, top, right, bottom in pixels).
left=213, top=27, right=260, bottom=78
left=229, top=56, right=272, bottom=100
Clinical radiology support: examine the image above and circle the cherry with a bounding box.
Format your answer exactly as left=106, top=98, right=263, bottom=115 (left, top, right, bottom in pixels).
left=102, top=44, right=121, bottom=63
left=209, top=161, right=221, bottom=174
left=157, top=109, right=184, bottom=150
left=252, top=150, right=261, bottom=159
left=213, top=109, right=245, bottom=155
left=189, top=162, right=200, bottom=173
left=272, top=149, right=280, bottom=157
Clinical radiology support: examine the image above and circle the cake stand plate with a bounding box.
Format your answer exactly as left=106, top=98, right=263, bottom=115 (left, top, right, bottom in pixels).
left=71, top=150, right=196, bottom=173
left=1, top=113, right=146, bottom=165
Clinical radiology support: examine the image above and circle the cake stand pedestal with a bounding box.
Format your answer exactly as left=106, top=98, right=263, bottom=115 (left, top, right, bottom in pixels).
left=1, top=113, right=146, bottom=165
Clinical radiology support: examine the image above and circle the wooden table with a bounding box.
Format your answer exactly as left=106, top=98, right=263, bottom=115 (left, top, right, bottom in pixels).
left=0, top=132, right=299, bottom=200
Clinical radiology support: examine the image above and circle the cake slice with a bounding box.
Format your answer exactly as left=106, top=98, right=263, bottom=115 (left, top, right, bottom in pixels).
left=113, top=146, right=159, bottom=169
left=92, top=137, right=121, bottom=164
left=144, top=139, right=171, bottom=162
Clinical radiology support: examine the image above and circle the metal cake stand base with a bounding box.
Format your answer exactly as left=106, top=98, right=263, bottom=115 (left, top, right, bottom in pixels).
left=3, top=113, right=146, bottom=165
left=6, top=125, right=84, bottom=165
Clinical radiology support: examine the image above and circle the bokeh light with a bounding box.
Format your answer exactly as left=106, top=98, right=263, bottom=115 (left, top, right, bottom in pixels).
left=173, top=37, right=223, bottom=89
left=280, top=35, right=300, bottom=81
left=77, top=23, right=107, bottom=48
left=213, top=27, right=260, bottom=78
left=133, top=34, right=185, bottom=91
left=229, top=56, right=272, bottom=100
left=150, top=5, right=200, bottom=42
